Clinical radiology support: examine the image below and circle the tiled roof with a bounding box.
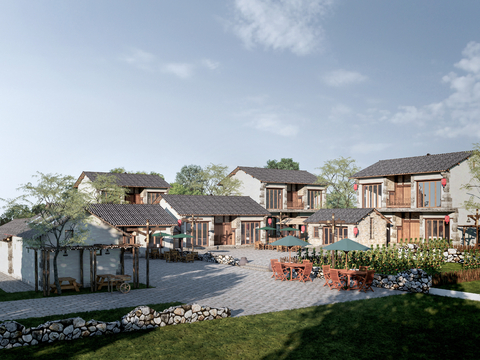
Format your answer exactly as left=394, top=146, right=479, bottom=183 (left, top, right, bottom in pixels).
left=232, top=166, right=321, bottom=185
left=74, top=172, right=171, bottom=188
left=304, top=208, right=376, bottom=224
left=161, top=194, right=271, bottom=216
left=88, top=204, right=177, bottom=226
left=353, top=151, right=472, bottom=178
left=0, top=218, right=39, bottom=240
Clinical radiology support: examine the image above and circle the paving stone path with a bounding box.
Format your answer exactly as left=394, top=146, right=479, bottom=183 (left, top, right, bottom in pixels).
left=0, top=272, right=35, bottom=293
left=0, top=249, right=402, bottom=322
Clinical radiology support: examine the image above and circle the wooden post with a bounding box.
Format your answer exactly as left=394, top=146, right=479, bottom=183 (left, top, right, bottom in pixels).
left=121, top=248, right=125, bottom=275
left=80, top=249, right=84, bottom=288
left=46, top=251, right=50, bottom=296
left=94, top=250, right=97, bottom=292
left=146, top=219, right=150, bottom=289
left=136, top=247, right=139, bottom=288
left=132, top=247, right=136, bottom=289
left=89, top=250, right=94, bottom=292
left=42, top=250, right=46, bottom=297
left=34, top=249, right=38, bottom=292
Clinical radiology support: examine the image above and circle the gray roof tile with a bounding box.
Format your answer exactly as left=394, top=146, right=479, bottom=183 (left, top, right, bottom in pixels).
left=353, top=151, right=472, bottom=178
left=161, top=194, right=270, bottom=216
left=0, top=218, right=39, bottom=240
left=233, top=166, right=321, bottom=185
left=88, top=204, right=177, bottom=226
left=75, top=172, right=170, bottom=188
left=304, top=208, right=375, bottom=224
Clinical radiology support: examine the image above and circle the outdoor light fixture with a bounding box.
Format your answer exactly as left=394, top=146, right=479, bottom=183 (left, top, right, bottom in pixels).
left=445, top=215, right=450, bottom=224
left=353, top=227, right=359, bottom=237
left=441, top=178, right=447, bottom=187
left=105, top=248, right=110, bottom=255
left=63, top=249, right=68, bottom=257
left=353, top=184, right=358, bottom=191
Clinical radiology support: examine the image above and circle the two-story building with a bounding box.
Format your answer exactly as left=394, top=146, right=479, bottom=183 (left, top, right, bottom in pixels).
left=74, top=171, right=171, bottom=204
left=227, top=167, right=326, bottom=238
left=352, top=151, right=473, bottom=244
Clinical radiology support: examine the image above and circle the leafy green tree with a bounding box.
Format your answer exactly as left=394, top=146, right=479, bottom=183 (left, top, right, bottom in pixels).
left=316, top=157, right=360, bottom=208
left=265, top=158, right=300, bottom=170
left=174, top=165, right=205, bottom=195
left=88, top=174, right=129, bottom=204
left=109, top=167, right=126, bottom=174
left=0, top=204, right=35, bottom=226
left=5, top=173, right=91, bottom=295
left=202, top=164, right=242, bottom=196
left=109, top=168, right=164, bottom=179
left=168, top=182, right=203, bottom=195
left=463, top=143, right=480, bottom=210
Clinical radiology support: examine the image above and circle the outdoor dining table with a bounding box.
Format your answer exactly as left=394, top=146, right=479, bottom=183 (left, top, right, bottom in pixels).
left=281, top=263, right=306, bottom=281
left=50, top=277, right=80, bottom=294
left=338, top=269, right=367, bottom=290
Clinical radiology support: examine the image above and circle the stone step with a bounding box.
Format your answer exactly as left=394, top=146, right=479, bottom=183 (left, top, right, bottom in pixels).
left=241, top=264, right=270, bottom=272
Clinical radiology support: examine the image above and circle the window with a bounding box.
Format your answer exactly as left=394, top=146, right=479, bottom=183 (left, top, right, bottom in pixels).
left=370, top=218, right=374, bottom=239
left=323, top=227, right=348, bottom=245
left=363, top=184, right=382, bottom=208
left=308, top=190, right=322, bottom=209
left=313, top=226, right=319, bottom=238
left=418, top=181, right=441, bottom=208
left=266, top=188, right=283, bottom=209
left=425, top=219, right=449, bottom=239
left=192, top=222, right=209, bottom=247
left=147, top=192, right=162, bottom=204
left=241, top=222, right=260, bottom=245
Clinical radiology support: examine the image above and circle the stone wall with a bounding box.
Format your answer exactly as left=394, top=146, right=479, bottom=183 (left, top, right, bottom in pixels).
left=0, top=304, right=230, bottom=350
left=200, top=252, right=240, bottom=266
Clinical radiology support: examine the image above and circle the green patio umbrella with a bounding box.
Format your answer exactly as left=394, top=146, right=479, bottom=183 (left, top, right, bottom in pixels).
left=172, top=233, right=194, bottom=251
left=269, top=236, right=310, bottom=262
left=152, top=232, right=171, bottom=249
left=322, top=238, right=370, bottom=268
left=279, top=227, right=300, bottom=232
left=257, top=226, right=277, bottom=244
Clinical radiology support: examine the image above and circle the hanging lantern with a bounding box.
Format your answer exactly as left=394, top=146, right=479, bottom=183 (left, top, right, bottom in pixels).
left=301, top=225, right=305, bottom=233
left=441, top=178, right=447, bottom=187
left=353, top=184, right=358, bottom=191
left=353, top=227, right=359, bottom=237
left=444, top=215, right=450, bottom=224
left=63, top=249, right=68, bottom=257
left=267, top=218, right=272, bottom=225
left=177, top=219, right=182, bottom=226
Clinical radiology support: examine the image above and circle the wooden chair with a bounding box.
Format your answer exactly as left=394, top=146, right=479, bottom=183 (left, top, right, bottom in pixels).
left=272, top=262, right=288, bottom=281
left=358, top=270, right=375, bottom=292
left=184, top=253, right=195, bottom=263
left=297, top=262, right=313, bottom=282
left=302, top=259, right=311, bottom=264
left=254, top=241, right=260, bottom=250
left=270, top=259, right=279, bottom=278
left=322, top=265, right=331, bottom=287
left=329, top=270, right=346, bottom=291
left=150, top=249, right=159, bottom=259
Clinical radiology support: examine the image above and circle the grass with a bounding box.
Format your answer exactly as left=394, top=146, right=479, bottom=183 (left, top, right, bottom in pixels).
left=0, top=283, right=150, bottom=303
left=439, top=262, right=463, bottom=273
left=3, top=293, right=480, bottom=360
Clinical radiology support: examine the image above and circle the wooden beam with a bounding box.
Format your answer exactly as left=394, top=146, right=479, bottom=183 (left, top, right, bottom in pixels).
left=121, top=248, right=125, bottom=275
left=34, top=250, right=38, bottom=293
left=90, top=250, right=94, bottom=292
left=80, top=249, right=84, bottom=288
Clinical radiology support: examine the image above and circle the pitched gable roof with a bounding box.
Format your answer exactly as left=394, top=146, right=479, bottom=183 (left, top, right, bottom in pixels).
left=74, top=172, right=170, bottom=188
left=161, top=194, right=270, bottom=216
left=0, top=218, right=39, bottom=240
left=304, top=208, right=390, bottom=224
left=88, top=204, right=177, bottom=227
left=230, top=166, right=321, bottom=185
left=353, top=151, right=472, bottom=179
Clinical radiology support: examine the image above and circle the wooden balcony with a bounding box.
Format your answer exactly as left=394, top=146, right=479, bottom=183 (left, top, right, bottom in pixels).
left=287, top=199, right=304, bottom=210
left=387, top=191, right=411, bottom=208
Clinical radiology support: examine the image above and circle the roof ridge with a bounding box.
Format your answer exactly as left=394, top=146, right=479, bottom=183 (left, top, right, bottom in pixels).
left=376, top=150, right=471, bottom=163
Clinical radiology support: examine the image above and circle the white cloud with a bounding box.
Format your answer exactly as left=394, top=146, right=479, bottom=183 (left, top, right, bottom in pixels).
left=232, top=0, right=334, bottom=56
left=161, top=63, right=194, bottom=79
left=386, top=41, right=480, bottom=139
left=202, top=59, right=220, bottom=70
left=328, top=104, right=352, bottom=120
left=244, top=111, right=299, bottom=136
left=322, top=69, right=367, bottom=87
left=120, top=48, right=155, bottom=70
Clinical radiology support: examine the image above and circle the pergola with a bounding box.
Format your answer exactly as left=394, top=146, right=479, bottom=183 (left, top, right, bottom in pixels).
left=460, top=209, right=480, bottom=247
left=27, top=243, right=142, bottom=297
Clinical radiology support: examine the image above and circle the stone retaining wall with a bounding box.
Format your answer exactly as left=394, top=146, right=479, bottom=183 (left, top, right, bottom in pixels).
left=0, top=304, right=230, bottom=350
left=200, top=252, right=240, bottom=266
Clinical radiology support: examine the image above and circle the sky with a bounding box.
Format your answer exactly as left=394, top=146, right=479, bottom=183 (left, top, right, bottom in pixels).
left=1, top=0, right=480, bottom=202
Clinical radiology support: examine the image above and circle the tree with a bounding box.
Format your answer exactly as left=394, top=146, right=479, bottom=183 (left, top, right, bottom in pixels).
left=88, top=174, right=129, bottom=204
left=265, top=158, right=300, bottom=170
left=168, top=182, right=203, bottom=195
left=463, top=143, right=480, bottom=210
left=316, top=157, right=360, bottom=208
left=5, top=173, right=91, bottom=295
left=0, top=204, right=37, bottom=226
left=174, top=165, right=206, bottom=195
left=202, top=164, right=242, bottom=196
left=109, top=168, right=164, bottom=179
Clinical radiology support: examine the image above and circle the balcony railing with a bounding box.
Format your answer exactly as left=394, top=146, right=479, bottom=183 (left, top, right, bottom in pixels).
left=386, top=196, right=411, bottom=208
left=287, top=199, right=304, bottom=210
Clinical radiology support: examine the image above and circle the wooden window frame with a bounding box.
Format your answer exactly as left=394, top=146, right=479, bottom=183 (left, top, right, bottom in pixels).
left=241, top=222, right=260, bottom=245
left=313, top=226, right=319, bottom=238
left=192, top=222, right=209, bottom=247
left=266, top=188, right=283, bottom=209
left=323, top=227, right=348, bottom=245
left=363, top=184, right=382, bottom=208
left=147, top=192, right=162, bottom=204
left=308, top=190, right=323, bottom=210
left=425, top=218, right=448, bottom=239
left=370, top=218, right=374, bottom=239
left=417, top=180, right=442, bottom=208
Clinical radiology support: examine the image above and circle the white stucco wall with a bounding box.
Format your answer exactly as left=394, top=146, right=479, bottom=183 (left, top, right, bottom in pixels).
left=232, top=170, right=262, bottom=203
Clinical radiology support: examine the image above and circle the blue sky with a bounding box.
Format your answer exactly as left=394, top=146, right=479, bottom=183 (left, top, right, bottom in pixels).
left=1, top=0, right=480, bottom=201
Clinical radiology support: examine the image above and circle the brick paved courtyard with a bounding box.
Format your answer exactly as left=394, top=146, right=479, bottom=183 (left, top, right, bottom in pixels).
left=0, top=249, right=402, bottom=321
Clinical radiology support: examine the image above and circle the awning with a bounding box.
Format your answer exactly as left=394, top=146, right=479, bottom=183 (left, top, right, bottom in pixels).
left=280, top=217, right=308, bottom=225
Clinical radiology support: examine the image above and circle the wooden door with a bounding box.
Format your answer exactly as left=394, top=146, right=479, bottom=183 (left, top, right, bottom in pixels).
left=399, top=220, right=420, bottom=241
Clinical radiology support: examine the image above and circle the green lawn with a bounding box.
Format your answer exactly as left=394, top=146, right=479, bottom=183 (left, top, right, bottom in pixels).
left=0, top=283, right=150, bottom=303
left=439, top=263, right=463, bottom=273
left=3, top=293, right=480, bottom=360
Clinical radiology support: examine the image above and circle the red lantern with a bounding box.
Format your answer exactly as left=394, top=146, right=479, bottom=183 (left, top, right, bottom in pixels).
left=301, top=225, right=305, bottom=233
left=444, top=215, right=450, bottom=224
left=441, top=178, right=447, bottom=187
left=177, top=219, right=182, bottom=226
left=267, top=218, right=272, bottom=225
left=353, top=184, right=358, bottom=191
left=353, top=227, right=359, bottom=237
